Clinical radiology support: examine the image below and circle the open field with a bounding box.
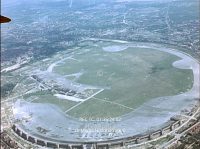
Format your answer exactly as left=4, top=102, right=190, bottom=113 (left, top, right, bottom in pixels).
left=1, top=40, right=199, bottom=142
left=52, top=44, right=193, bottom=118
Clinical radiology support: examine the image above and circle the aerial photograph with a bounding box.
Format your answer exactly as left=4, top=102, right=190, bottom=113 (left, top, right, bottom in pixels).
left=1, top=0, right=200, bottom=149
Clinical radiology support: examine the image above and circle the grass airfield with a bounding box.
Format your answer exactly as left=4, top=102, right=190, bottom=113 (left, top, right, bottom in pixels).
left=52, top=44, right=193, bottom=119
left=4, top=40, right=199, bottom=141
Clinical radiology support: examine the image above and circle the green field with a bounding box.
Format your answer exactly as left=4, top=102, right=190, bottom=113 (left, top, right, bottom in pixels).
left=47, top=45, right=194, bottom=119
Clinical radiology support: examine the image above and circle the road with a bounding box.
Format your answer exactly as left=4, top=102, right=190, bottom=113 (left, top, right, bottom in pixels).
left=127, top=107, right=200, bottom=148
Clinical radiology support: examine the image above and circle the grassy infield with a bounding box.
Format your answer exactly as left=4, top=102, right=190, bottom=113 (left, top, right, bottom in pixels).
left=29, top=46, right=193, bottom=119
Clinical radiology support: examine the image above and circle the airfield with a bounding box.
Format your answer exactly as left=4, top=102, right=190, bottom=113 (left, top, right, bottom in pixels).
left=1, top=39, right=199, bottom=147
